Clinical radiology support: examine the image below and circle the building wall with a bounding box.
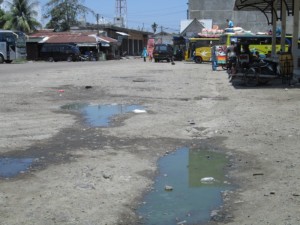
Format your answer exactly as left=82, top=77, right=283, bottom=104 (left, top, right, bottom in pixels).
left=188, top=0, right=296, bottom=34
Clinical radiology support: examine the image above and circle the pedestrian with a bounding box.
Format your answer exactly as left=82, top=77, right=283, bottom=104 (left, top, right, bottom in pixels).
left=148, top=51, right=153, bottom=62
left=142, top=47, right=148, bottom=62
left=226, top=19, right=234, bottom=28
left=253, top=51, right=261, bottom=62
left=226, top=41, right=237, bottom=74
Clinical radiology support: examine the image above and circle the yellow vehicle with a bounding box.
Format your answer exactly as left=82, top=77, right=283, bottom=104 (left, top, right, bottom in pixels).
left=219, top=33, right=297, bottom=57
left=186, top=37, right=220, bottom=63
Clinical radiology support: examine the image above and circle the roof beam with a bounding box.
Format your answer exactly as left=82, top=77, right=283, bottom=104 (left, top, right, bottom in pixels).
left=234, top=0, right=294, bottom=24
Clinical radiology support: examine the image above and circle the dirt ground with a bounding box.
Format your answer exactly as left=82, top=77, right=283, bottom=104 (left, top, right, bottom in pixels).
left=0, top=58, right=300, bottom=225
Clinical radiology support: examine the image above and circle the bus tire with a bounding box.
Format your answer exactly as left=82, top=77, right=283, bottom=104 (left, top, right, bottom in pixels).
left=194, top=56, right=203, bottom=64
left=0, top=55, right=4, bottom=64
left=5, top=60, right=12, bottom=64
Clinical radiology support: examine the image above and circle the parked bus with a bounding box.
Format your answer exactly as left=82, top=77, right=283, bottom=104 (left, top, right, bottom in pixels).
left=0, top=29, right=18, bottom=63
left=186, top=36, right=220, bottom=63
left=219, top=33, right=297, bottom=57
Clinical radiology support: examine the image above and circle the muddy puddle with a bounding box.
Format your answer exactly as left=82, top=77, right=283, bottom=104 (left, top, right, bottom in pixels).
left=61, top=103, right=145, bottom=127
left=0, top=158, right=36, bottom=178
left=137, top=147, right=232, bottom=225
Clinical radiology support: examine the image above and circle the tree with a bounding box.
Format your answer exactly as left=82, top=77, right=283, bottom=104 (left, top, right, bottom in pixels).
left=3, top=0, right=41, bottom=33
left=151, top=22, right=158, bottom=34
left=0, top=8, right=5, bottom=28
left=44, top=0, right=94, bottom=31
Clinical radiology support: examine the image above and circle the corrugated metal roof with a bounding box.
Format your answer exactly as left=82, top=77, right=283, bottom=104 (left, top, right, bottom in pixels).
left=234, top=0, right=293, bottom=13
left=45, top=34, right=96, bottom=43
left=28, top=31, right=117, bottom=44
left=97, top=36, right=118, bottom=43
left=234, top=0, right=295, bottom=24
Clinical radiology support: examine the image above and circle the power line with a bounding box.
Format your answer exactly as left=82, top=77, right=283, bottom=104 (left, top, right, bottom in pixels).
left=129, top=10, right=186, bottom=18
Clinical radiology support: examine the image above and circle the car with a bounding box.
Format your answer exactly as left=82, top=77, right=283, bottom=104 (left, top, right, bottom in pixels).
left=153, top=44, right=174, bottom=62
left=39, top=44, right=81, bottom=62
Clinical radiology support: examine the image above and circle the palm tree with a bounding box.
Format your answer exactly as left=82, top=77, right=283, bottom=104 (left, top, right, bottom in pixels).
left=4, top=0, right=41, bottom=33
left=151, top=22, right=158, bottom=34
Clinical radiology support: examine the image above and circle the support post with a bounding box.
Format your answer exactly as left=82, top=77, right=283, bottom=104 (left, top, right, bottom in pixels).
left=271, top=0, right=277, bottom=56
left=280, top=0, right=287, bottom=52
left=292, top=0, right=300, bottom=78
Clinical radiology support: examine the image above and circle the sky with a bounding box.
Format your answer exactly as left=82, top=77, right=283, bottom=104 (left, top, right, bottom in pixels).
left=37, top=0, right=188, bottom=33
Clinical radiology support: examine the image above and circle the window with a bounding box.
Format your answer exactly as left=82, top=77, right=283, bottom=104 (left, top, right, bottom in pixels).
left=157, top=45, right=167, bottom=51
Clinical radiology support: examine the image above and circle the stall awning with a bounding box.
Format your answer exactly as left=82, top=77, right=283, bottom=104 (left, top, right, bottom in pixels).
left=76, top=43, right=97, bottom=47
left=96, top=36, right=118, bottom=47
left=234, top=0, right=295, bottom=24
left=116, top=31, right=130, bottom=36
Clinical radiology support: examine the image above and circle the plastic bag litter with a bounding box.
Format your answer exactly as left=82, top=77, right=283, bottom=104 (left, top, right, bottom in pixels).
left=200, top=177, right=215, bottom=183
left=133, top=109, right=147, bottom=113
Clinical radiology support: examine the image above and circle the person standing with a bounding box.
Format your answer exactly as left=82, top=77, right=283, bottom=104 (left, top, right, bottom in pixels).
left=142, top=47, right=148, bottom=62
left=148, top=50, right=153, bottom=62
left=226, top=41, right=237, bottom=74
left=226, top=19, right=234, bottom=28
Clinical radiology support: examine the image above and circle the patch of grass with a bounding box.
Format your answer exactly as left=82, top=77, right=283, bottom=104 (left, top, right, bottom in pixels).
left=13, top=58, right=28, bottom=64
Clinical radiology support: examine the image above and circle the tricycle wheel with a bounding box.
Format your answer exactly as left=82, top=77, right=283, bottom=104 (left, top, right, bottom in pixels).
left=244, top=68, right=258, bottom=87
left=258, top=79, right=269, bottom=85
left=221, top=64, right=228, bottom=70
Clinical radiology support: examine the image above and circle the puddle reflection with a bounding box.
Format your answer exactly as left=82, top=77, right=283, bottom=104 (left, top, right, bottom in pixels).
left=138, top=147, right=231, bottom=225
left=62, top=103, right=145, bottom=127
left=0, top=158, right=34, bottom=178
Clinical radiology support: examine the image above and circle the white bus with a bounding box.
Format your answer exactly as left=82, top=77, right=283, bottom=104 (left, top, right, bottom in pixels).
left=0, top=29, right=18, bottom=63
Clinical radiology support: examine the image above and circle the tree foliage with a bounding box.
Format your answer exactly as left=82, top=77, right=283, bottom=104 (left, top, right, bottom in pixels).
left=3, top=0, right=41, bottom=33
left=0, top=7, right=5, bottom=28
left=43, top=0, right=94, bottom=31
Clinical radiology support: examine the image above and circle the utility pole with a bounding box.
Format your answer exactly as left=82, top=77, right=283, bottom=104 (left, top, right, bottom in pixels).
left=96, top=14, right=100, bottom=36
left=187, top=2, right=189, bottom=19
left=161, top=26, right=163, bottom=43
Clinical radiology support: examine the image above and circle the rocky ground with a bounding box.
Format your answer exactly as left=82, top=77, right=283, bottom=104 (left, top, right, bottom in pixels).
left=0, top=59, right=300, bottom=225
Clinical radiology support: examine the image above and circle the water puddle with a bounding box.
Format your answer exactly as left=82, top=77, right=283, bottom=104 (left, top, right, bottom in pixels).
left=0, top=158, right=35, bottom=178
left=61, top=103, right=145, bottom=127
left=138, top=147, right=232, bottom=225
